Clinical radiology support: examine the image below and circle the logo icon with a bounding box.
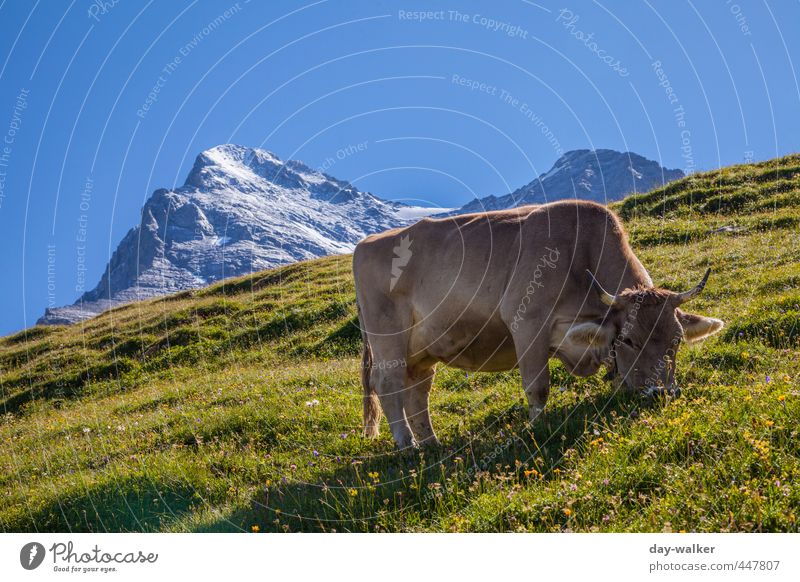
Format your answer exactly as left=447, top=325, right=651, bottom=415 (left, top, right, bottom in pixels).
left=390, top=235, right=412, bottom=291
left=20, top=542, right=46, bottom=570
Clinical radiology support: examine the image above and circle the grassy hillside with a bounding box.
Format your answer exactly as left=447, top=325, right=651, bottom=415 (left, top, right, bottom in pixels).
left=2, top=154, right=799, bottom=532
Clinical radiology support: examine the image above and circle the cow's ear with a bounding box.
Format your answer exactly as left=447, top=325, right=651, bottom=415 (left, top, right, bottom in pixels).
left=564, top=322, right=615, bottom=349
left=678, top=311, right=724, bottom=344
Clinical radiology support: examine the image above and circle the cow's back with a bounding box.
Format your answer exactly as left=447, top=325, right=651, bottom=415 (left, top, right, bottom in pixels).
left=353, top=200, right=649, bottom=370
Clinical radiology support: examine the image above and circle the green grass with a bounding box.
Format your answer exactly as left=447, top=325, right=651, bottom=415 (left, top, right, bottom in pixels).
left=1, top=155, right=799, bottom=532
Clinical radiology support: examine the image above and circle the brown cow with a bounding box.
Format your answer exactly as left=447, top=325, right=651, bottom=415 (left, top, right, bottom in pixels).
left=353, top=200, right=723, bottom=448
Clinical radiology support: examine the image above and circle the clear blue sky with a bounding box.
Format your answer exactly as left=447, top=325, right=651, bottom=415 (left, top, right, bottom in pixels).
left=1, top=0, right=799, bottom=335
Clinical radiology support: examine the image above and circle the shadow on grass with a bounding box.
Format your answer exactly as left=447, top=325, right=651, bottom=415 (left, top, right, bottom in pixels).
left=191, top=388, right=641, bottom=533
left=9, top=477, right=201, bottom=533
left=6, top=386, right=643, bottom=533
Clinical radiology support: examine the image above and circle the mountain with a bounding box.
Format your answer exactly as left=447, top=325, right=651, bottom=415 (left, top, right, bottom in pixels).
left=448, top=149, right=683, bottom=215
left=38, top=144, right=447, bottom=325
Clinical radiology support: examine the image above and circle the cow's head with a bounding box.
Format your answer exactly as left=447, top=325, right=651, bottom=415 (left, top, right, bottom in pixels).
left=564, top=269, right=724, bottom=395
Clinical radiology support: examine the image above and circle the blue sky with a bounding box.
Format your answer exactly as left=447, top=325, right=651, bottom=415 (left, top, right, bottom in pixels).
left=1, top=0, right=799, bottom=335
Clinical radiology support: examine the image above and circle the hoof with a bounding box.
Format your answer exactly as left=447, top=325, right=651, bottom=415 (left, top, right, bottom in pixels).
left=418, top=436, right=441, bottom=449
left=643, top=386, right=681, bottom=399
left=412, top=434, right=441, bottom=449
left=393, top=436, right=418, bottom=451
left=528, top=405, right=545, bottom=424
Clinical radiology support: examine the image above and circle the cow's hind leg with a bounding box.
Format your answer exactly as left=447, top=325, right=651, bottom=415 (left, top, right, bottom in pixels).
left=373, top=364, right=415, bottom=449
left=358, top=292, right=415, bottom=449
left=404, top=365, right=439, bottom=446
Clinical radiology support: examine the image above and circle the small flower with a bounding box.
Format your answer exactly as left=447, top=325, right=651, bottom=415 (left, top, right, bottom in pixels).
left=569, top=483, right=578, bottom=491
left=305, top=399, right=320, bottom=407
left=778, top=395, right=786, bottom=402
left=782, top=375, right=791, bottom=383
left=348, top=488, right=358, bottom=497
left=563, top=508, right=572, bottom=517
left=741, top=351, right=750, bottom=359
left=765, top=420, right=774, bottom=427
left=765, top=375, right=772, bottom=383
left=312, top=450, right=319, bottom=457
left=251, top=525, right=260, bottom=533
left=82, top=427, right=91, bottom=434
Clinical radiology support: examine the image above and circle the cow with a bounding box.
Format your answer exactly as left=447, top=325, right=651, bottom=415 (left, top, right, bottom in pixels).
left=353, top=200, right=724, bottom=448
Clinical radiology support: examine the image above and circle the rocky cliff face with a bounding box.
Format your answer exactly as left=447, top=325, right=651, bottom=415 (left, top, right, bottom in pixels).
left=449, top=149, right=684, bottom=215
left=39, top=144, right=444, bottom=325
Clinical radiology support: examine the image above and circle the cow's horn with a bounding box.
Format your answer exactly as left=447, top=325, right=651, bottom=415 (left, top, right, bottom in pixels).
left=586, top=270, right=619, bottom=307
left=675, top=268, right=712, bottom=305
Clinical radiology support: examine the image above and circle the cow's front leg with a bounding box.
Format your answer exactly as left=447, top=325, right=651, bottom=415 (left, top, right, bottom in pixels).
left=513, top=334, right=551, bottom=424
left=522, top=358, right=551, bottom=423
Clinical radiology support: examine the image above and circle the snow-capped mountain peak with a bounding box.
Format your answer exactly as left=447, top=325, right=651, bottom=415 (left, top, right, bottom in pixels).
left=39, top=145, right=444, bottom=325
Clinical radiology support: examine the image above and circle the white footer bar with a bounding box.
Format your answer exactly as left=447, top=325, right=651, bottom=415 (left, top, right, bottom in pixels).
left=2, top=533, right=798, bottom=581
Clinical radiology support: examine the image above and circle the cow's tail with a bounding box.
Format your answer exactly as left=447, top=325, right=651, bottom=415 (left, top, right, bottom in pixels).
left=358, top=303, right=381, bottom=438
